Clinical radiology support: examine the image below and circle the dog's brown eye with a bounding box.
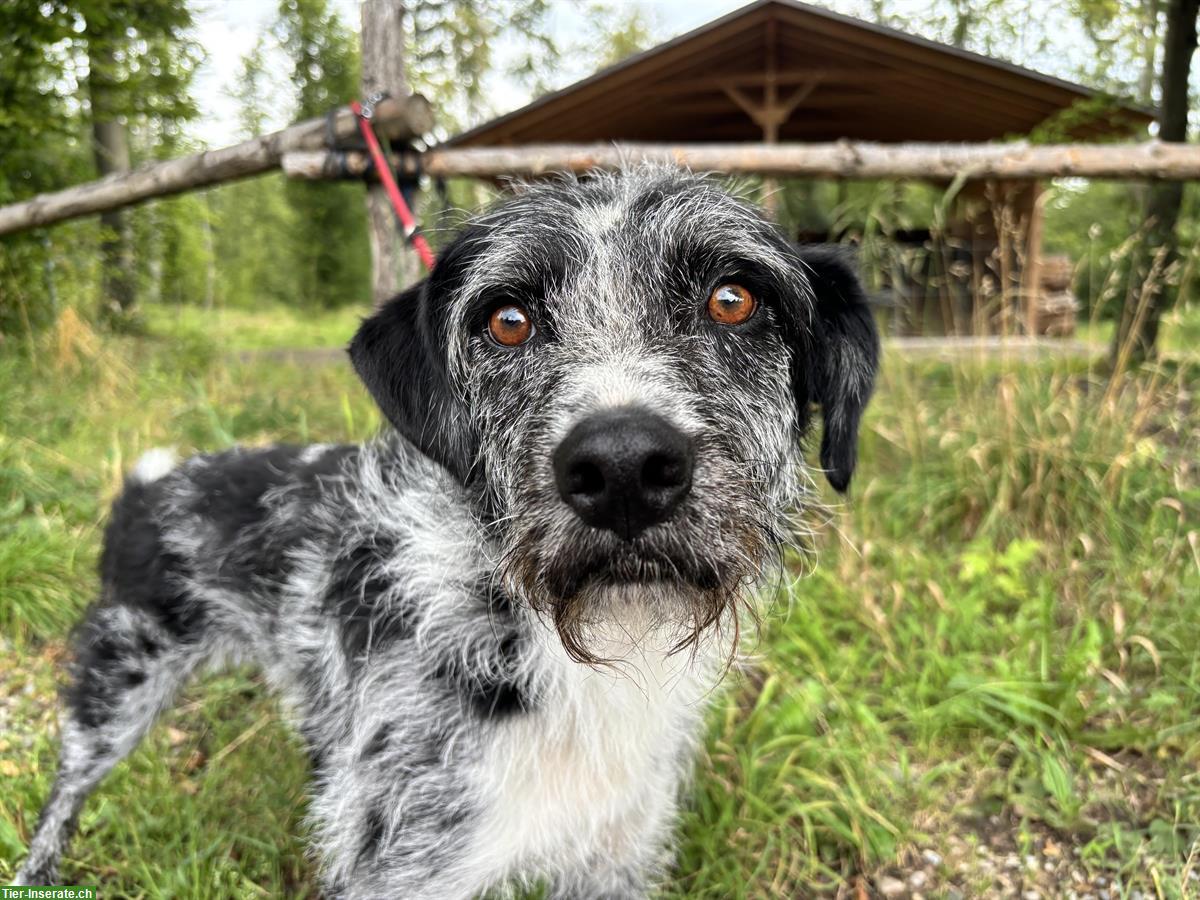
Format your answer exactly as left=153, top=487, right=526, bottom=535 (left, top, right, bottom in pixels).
left=707, top=284, right=756, bottom=326
left=488, top=304, right=533, bottom=347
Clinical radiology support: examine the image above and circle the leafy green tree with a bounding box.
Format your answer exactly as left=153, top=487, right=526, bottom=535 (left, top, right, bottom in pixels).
left=277, top=0, right=370, bottom=309
left=1069, top=0, right=1165, bottom=102
left=0, top=1, right=91, bottom=339
left=405, top=0, right=557, bottom=130
left=231, top=37, right=274, bottom=139
left=82, top=0, right=198, bottom=324
left=210, top=38, right=298, bottom=310
left=0, top=0, right=199, bottom=338
left=944, top=0, right=1010, bottom=48
left=278, top=0, right=366, bottom=305
left=580, top=2, right=657, bottom=68
left=851, top=0, right=1047, bottom=59
left=1112, top=0, right=1199, bottom=365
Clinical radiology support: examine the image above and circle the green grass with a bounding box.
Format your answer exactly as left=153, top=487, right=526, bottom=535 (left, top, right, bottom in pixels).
left=1077, top=301, right=1200, bottom=358
left=0, top=303, right=1196, bottom=898
left=140, top=301, right=364, bottom=352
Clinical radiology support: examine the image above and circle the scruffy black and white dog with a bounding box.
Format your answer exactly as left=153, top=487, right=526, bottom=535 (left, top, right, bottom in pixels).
left=16, top=166, right=878, bottom=897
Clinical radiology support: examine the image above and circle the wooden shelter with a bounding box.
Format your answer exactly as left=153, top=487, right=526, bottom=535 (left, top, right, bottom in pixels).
left=0, top=0, right=1171, bottom=317
left=446, top=0, right=1152, bottom=335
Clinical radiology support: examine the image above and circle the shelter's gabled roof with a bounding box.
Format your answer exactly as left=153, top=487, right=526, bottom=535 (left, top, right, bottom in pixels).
left=447, top=0, right=1152, bottom=147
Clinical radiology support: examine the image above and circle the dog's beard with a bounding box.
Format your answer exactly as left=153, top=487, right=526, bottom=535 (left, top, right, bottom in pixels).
left=498, top=500, right=778, bottom=666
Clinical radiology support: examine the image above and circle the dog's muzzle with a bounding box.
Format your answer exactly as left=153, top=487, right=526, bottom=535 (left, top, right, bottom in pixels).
left=553, top=407, right=694, bottom=542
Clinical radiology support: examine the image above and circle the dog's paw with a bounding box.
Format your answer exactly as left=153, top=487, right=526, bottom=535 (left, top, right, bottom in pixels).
left=11, top=861, right=60, bottom=886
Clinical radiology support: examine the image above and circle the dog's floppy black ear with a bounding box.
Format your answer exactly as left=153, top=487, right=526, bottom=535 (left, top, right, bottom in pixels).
left=792, top=245, right=880, bottom=492
left=349, top=279, right=476, bottom=482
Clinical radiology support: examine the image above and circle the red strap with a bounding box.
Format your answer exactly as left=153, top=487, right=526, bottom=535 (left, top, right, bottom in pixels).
left=350, top=99, right=436, bottom=272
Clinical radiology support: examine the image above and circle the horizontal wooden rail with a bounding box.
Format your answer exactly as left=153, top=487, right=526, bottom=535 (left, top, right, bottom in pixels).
left=409, top=141, right=1200, bottom=181
left=5, top=137, right=1198, bottom=237
left=0, top=95, right=433, bottom=237
left=284, top=140, right=1200, bottom=182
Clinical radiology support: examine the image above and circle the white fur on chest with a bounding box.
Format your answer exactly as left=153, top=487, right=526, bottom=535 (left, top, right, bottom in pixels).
left=472, top=624, right=722, bottom=886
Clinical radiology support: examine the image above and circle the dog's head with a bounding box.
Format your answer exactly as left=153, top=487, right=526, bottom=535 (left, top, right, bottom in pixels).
left=351, top=168, right=878, bottom=660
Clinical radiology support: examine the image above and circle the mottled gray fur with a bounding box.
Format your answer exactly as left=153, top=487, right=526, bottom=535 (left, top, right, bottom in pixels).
left=14, top=166, right=878, bottom=898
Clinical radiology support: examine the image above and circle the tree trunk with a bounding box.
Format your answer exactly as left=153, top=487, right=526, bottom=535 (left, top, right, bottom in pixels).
left=1112, top=0, right=1199, bottom=367
left=361, top=0, right=421, bottom=306
left=1139, top=0, right=1163, bottom=106
left=88, top=40, right=137, bottom=322
left=951, top=0, right=974, bottom=48
left=1129, top=0, right=1163, bottom=250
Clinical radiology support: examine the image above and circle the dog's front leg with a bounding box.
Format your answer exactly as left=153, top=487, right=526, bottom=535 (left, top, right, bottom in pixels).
left=325, top=866, right=479, bottom=900
left=310, top=740, right=489, bottom=900
left=546, top=862, right=652, bottom=900
left=319, top=831, right=486, bottom=900
left=543, top=802, right=677, bottom=900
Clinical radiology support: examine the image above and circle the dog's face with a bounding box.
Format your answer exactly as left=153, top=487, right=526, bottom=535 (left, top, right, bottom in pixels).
left=351, top=168, right=878, bottom=658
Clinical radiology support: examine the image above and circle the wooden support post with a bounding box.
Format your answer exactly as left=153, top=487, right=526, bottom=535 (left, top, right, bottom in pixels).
left=722, top=81, right=818, bottom=139
left=762, top=18, right=779, bottom=216
left=361, top=0, right=420, bottom=305
left=764, top=19, right=779, bottom=146
left=1020, top=181, right=1047, bottom=336
left=720, top=17, right=821, bottom=219
left=958, top=179, right=1042, bottom=336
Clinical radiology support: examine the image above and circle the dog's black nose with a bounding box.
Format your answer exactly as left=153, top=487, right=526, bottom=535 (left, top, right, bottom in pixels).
left=553, top=408, right=694, bottom=541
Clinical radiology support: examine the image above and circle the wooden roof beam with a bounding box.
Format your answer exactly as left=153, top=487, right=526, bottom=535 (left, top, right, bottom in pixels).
left=447, top=0, right=1151, bottom=149
left=458, top=12, right=767, bottom=144
left=646, top=68, right=884, bottom=97
left=771, top=30, right=1082, bottom=124
left=501, top=71, right=1045, bottom=144
left=722, top=78, right=820, bottom=138
left=773, top=6, right=1102, bottom=113
left=722, top=16, right=824, bottom=145
left=657, top=92, right=872, bottom=117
